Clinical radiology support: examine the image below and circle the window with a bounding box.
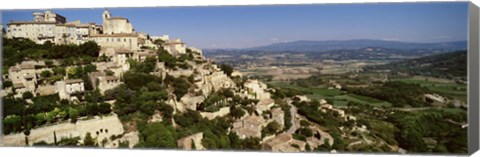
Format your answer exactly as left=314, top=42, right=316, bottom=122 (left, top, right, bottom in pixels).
left=107, top=38, right=109, bottom=42
left=124, top=38, right=126, bottom=42
left=117, top=38, right=120, bottom=42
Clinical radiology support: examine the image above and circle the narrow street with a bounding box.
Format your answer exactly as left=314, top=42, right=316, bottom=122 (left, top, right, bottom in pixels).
left=286, top=99, right=299, bottom=134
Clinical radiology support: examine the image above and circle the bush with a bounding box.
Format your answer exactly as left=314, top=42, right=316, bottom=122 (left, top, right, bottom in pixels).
left=3, top=80, right=13, bottom=89
left=22, top=91, right=34, bottom=99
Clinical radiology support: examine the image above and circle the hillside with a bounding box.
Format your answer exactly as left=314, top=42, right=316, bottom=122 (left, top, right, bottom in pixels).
left=364, top=51, right=467, bottom=80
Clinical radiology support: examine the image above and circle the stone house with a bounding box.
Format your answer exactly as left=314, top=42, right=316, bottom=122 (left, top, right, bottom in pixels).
left=243, top=79, right=271, bottom=100
left=55, top=79, right=85, bottom=101
left=262, top=133, right=306, bottom=152
left=163, top=39, right=186, bottom=56
left=255, top=98, right=275, bottom=114
left=88, top=71, right=122, bottom=94
left=177, top=132, right=205, bottom=150
left=269, top=107, right=285, bottom=129
left=231, top=114, right=266, bottom=139
left=6, top=10, right=96, bottom=45
left=111, top=48, right=133, bottom=72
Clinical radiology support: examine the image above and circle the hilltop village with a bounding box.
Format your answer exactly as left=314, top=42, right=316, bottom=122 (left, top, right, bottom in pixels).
left=1, top=10, right=467, bottom=154
left=1, top=10, right=356, bottom=152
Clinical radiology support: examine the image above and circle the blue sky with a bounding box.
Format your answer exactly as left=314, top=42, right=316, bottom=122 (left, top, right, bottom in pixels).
left=1, top=2, right=468, bottom=49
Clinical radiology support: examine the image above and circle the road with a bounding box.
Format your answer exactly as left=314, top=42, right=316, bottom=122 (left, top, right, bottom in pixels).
left=286, top=99, right=299, bottom=134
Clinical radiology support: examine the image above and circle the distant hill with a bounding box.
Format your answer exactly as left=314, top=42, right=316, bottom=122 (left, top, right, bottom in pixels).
left=364, top=50, right=467, bottom=80
left=245, top=39, right=467, bottom=52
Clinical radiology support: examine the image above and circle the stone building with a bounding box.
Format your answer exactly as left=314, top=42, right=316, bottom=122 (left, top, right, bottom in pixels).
left=101, top=10, right=134, bottom=35
left=163, top=39, right=186, bottom=56
left=270, top=107, right=285, bottom=129
left=177, top=132, right=205, bottom=150
left=262, top=133, right=306, bottom=152
left=5, top=10, right=97, bottom=45
left=7, top=61, right=50, bottom=97
left=55, top=79, right=85, bottom=101
left=111, top=48, right=134, bottom=72
left=89, top=33, right=139, bottom=51
left=243, top=79, right=271, bottom=100
left=231, top=114, right=266, bottom=139
left=88, top=71, right=122, bottom=94
left=8, top=63, right=38, bottom=96
left=255, top=98, right=275, bottom=114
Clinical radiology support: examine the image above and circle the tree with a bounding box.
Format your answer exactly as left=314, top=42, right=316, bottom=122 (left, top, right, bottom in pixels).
left=298, top=127, right=313, bottom=137
left=140, top=122, right=176, bottom=148
left=83, top=132, right=96, bottom=146
left=98, top=103, right=112, bottom=115
left=220, top=64, right=233, bottom=77
left=230, top=105, right=246, bottom=119
left=153, top=39, right=165, bottom=45
left=68, top=108, right=79, bottom=123
left=78, top=41, right=100, bottom=57
left=157, top=51, right=176, bottom=68
left=3, top=80, right=13, bottom=89
left=4, top=115, right=22, bottom=133
left=22, top=91, right=34, bottom=99
left=262, top=121, right=281, bottom=136
left=53, top=67, right=66, bottom=76
left=201, top=138, right=218, bottom=149
left=40, top=70, right=52, bottom=78
left=240, top=137, right=261, bottom=150
left=34, top=113, right=46, bottom=126
left=53, top=131, right=58, bottom=146
left=300, top=120, right=311, bottom=127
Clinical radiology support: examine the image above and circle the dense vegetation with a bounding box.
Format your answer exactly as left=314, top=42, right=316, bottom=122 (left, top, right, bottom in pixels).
left=343, top=81, right=431, bottom=107
left=2, top=37, right=100, bottom=71
left=3, top=90, right=112, bottom=135
left=364, top=51, right=467, bottom=80
left=386, top=108, right=467, bottom=153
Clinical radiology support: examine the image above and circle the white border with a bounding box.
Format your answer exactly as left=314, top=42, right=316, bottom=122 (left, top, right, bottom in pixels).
left=0, top=0, right=477, bottom=157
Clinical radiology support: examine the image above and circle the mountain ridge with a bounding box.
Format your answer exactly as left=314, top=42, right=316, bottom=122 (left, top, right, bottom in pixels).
left=205, top=39, right=467, bottom=53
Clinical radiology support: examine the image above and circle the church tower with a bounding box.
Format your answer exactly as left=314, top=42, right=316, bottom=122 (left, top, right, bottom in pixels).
left=102, top=9, right=111, bottom=34
left=102, top=9, right=111, bottom=21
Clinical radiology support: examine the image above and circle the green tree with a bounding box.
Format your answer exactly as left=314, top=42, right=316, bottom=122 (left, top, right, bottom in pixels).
left=262, top=121, right=281, bottom=136
left=22, top=91, right=34, bottom=99
left=157, top=51, right=176, bottom=68
left=83, top=132, right=96, bottom=146
left=3, top=80, right=13, bottom=89
left=140, top=122, right=176, bottom=148
left=220, top=64, right=234, bottom=77
left=78, top=41, right=100, bottom=57
left=230, top=105, right=246, bottom=119
left=53, top=67, right=66, bottom=76
left=40, top=70, right=52, bottom=78
left=98, top=103, right=112, bottom=115
left=68, top=108, right=79, bottom=123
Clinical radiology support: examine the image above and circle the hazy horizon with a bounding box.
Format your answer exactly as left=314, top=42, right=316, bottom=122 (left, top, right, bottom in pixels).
left=2, top=2, right=468, bottom=49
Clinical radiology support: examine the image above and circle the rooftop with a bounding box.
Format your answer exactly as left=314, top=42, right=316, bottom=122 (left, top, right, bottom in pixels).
left=65, top=79, right=83, bottom=84
left=90, top=33, right=137, bottom=37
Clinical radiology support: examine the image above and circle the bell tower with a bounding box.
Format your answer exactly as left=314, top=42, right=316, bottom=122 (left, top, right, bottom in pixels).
left=102, top=9, right=111, bottom=21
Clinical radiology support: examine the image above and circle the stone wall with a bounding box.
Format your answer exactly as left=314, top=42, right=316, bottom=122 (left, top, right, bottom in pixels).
left=1, top=114, right=124, bottom=147
left=200, top=107, right=230, bottom=120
